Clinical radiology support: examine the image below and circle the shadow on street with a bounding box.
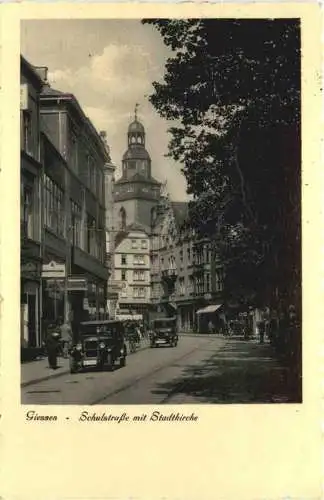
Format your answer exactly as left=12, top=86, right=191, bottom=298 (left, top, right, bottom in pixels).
left=151, top=339, right=299, bottom=404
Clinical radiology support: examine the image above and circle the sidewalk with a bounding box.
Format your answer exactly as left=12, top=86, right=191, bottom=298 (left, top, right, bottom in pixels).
left=153, top=336, right=298, bottom=404
left=21, top=338, right=150, bottom=388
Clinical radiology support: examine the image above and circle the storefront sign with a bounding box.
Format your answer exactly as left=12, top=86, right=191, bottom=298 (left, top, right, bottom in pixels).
left=21, top=261, right=40, bottom=280
left=67, top=277, right=88, bottom=291
left=42, top=261, right=66, bottom=278
left=20, top=84, right=29, bottom=110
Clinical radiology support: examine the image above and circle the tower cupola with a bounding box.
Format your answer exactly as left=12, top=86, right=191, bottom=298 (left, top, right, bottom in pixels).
left=127, top=103, right=145, bottom=147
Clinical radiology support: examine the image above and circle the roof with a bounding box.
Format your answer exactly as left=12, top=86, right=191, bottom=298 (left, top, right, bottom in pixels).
left=114, top=223, right=148, bottom=248
left=126, top=222, right=148, bottom=234
left=40, top=86, right=110, bottom=162
left=128, top=119, right=145, bottom=134
left=171, top=202, right=189, bottom=227
left=115, top=173, right=161, bottom=186
left=21, top=55, right=44, bottom=88
left=123, top=146, right=151, bottom=161
left=41, top=85, right=65, bottom=97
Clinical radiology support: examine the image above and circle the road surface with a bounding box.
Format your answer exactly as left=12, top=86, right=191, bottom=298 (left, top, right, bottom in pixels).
left=21, top=335, right=226, bottom=405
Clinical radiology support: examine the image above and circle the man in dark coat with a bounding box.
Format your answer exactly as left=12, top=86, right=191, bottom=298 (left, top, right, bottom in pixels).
left=45, top=327, right=59, bottom=369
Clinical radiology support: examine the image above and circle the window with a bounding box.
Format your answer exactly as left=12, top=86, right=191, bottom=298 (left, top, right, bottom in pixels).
left=22, top=186, right=33, bottom=239
left=141, top=239, right=147, bottom=249
left=188, top=276, right=194, bottom=295
left=179, top=249, right=184, bottom=266
left=121, top=270, right=127, bottom=281
left=178, top=277, right=185, bottom=296
left=121, top=254, right=127, bottom=265
left=131, top=239, right=137, bottom=248
left=44, top=175, right=64, bottom=237
left=71, top=200, right=81, bottom=248
left=71, top=133, right=78, bottom=173
left=133, top=254, right=145, bottom=265
left=86, top=214, right=98, bottom=258
left=97, top=170, right=103, bottom=202
left=187, top=246, right=191, bottom=262
left=134, top=271, right=145, bottom=281
left=22, top=110, right=32, bottom=155
left=119, top=208, right=126, bottom=231
left=205, top=273, right=211, bottom=293
left=133, top=287, right=145, bottom=298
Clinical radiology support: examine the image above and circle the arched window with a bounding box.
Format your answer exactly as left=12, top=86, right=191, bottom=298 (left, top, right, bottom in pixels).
left=119, top=207, right=126, bottom=231
left=150, top=207, right=157, bottom=232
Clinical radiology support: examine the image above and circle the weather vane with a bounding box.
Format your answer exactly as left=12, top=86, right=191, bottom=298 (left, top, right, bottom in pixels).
left=134, top=103, right=139, bottom=121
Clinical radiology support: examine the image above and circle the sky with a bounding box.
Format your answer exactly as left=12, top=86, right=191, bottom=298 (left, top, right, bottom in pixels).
left=21, top=19, right=189, bottom=201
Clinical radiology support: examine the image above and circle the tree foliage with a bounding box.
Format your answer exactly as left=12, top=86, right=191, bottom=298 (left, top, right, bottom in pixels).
left=143, top=18, right=301, bottom=307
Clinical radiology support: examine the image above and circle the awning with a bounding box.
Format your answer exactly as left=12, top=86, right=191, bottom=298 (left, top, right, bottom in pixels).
left=196, top=304, right=222, bottom=315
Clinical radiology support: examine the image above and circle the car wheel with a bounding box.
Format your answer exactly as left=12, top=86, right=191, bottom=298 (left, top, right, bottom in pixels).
left=120, top=356, right=126, bottom=367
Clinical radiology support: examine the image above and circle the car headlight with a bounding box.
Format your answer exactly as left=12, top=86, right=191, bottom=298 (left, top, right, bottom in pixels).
left=120, top=348, right=124, bottom=355
left=107, top=348, right=112, bottom=352
left=76, top=344, right=82, bottom=351
left=99, top=342, right=106, bottom=349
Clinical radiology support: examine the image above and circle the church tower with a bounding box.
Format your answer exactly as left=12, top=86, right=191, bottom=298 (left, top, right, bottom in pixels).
left=113, top=105, right=161, bottom=233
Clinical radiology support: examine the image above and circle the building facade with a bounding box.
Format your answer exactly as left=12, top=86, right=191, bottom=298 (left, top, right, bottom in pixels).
left=39, top=72, right=111, bottom=337
left=113, top=224, right=151, bottom=323
left=150, top=195, right=225, bottom=332
left=113, top=111, right=161, bottom=233
left=20, top=56, right=44, bottom=349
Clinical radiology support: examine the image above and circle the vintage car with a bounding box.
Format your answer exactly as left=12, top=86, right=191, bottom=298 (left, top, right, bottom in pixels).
left=150, top=317, right=178, bottom=348
left=69, top=320, right=127, bottom=373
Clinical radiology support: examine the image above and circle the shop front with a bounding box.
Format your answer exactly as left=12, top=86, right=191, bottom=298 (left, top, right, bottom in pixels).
left=196, top=304, right=225, bottom=334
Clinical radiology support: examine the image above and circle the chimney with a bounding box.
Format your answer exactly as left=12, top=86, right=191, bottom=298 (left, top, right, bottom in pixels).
left=34, top=66, right=49, bottom=84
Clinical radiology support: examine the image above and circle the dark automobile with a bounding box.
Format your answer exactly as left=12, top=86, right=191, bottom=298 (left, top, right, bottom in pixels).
left=150, top=317, right=178, bottom=348
left=69, top=320, right=127, bottom=373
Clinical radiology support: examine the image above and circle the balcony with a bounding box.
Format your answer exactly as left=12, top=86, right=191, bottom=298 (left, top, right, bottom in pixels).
left=161, top=268, right=178, bottom=284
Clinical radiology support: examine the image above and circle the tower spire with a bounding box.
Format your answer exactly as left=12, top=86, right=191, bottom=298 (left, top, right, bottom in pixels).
left=134, top=102, right=139, bottom=121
